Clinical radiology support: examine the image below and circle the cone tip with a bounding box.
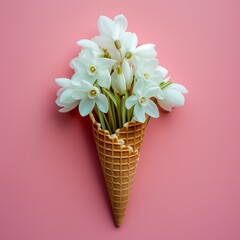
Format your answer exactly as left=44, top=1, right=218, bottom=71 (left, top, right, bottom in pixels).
left=115, top=220, right=122, bottom=227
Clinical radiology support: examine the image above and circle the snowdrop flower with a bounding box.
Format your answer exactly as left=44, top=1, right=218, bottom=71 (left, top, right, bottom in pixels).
left=158, top=83, right=188, bottom=111
left=111, top=66, right=126, bottom=95
left=93, top=15, right=128, bottom=52
left=122, top=59, right=133, bottom=89
left=125, top=79, right=161, bottom=123
left=135, top=59, right=170, bottom=85
left=77, top=39, right=117, bottom=59
left=70, top=50, right=88, bottom=72
left=55, top=77, right=81, bottom=113
left=77, top=39, right=104, bottom=56
left=71, top=80, right=108, bottom=116
left=112, top=60, right=133, bottom=94
left=121, top=33, right=157, bottom=65
left=71, top=50, right=116, bottom=89
left=56, top=14, right=188, bottom=126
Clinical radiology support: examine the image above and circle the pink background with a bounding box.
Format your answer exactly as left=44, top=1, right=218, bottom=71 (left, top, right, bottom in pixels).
left=1, top=0, right=240, bottom=239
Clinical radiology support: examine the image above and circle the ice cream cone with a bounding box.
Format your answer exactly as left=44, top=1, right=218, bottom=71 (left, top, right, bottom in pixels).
left=90, top=113, right=147, bottom=227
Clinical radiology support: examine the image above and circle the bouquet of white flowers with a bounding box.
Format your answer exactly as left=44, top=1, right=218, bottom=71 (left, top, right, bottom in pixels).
left=55, top=14, right=187, bottom=227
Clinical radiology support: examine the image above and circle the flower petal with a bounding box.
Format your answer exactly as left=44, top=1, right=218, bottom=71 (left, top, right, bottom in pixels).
left=80, top=80, right=94, bottom=92
left=55, top=78, right=72, bottom=87
left=156, top=66, right=168, bottom=78
left=79, top=98, right=95, bottom=116
left=134, top=44, right=156, bottom=58
left=157, top=99, right=172, bottom=112
left=59, top=89, right=75, bottom=104
left=56, top=88, right=65, bottom=97
left=96, top=58, right=116, bottom=69
left=145, top=100, right=159, bottom=118
left=134, top=104, right=146, bottom=123
left=112, top=72, right=126, bottom=95
left=121, top=32, right=138, bottom=52
left=122, top=60, right=133, bottom=90
left=114, top=15, right=128, bottom=37
left=77, top=39, right=100, bottom=52
left=97, top=69, right=111, bottom=88
left=98, top=16, right=114, bottom=38
left=144, top=59, right=159, bottom=72
left=143, top=81, right=164, bottom=99
left=96, top=93, right=108, bottom=113
left=125, top=95, right=138, bottom=109
left=163, top=88, right=185, bottom=106
left=150, top=66, right=168, bottom=84
left=133, top=78, right=144, bottom=96
left=169, top=83, right=188, bottom=94
left=71, top=71, right=85, bottom=86
left=55, top=95, right=64, bottom=107
left=71, top=89, right=87, bottom=100
left=59, top=101, right=79, bottom=113
left=69, top=55, right=88, bottom=71
left=92, top=36, right=114, bottom=50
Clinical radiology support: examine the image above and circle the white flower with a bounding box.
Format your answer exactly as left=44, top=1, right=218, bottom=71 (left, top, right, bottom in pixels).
left=55, top=77, right=80, bottom=113
left=56, top=13, right=188, bottom=124
left=93, top=14, right=128, bottom=51
left=98, top=14, right=128, bottom=40
left=70, top=50, right=116, bottom=89
left=158, top=83, right=188, bottom=111
left=121, top=33, right=157, bottom=64
left=111, top=60, right=133, bottom=95
left=70, top=50, right=88, bottom=72
left=125, top=79, right=161, bottom=123
left=122, top=59, right=133, bottom=89
left=71, top=80, right=108, bottom=116
left=111, top=67, right=126, bottom=95
left=76, top=39, right=116, bottom=59
left=135, top=59, right=170, bottom=85
left=77, top=39, right=104, bottom=57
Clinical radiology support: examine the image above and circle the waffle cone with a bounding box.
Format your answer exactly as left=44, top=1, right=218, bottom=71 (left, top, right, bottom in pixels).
left=90, top=113, right=147, bottom=227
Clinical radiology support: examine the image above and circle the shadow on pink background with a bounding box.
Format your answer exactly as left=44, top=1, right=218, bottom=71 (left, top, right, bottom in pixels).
left=1, top=0, right=240, bottom=239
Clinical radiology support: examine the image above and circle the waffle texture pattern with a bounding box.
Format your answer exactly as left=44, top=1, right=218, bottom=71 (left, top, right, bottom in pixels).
left=90, top=114, right=147, bottom=226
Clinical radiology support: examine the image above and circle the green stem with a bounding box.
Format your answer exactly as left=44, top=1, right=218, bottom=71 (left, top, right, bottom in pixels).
left=97, top=108, right=106, bottom=130
left=160, top=81, right=172, bottom=89
left=111, top=102, right=117, bottom=132
left=117, top=101, right=122, bottom=128
left=108, top=99, right=117, bottom=133
left=124, top=90, right=131, bottom=123
left=102, top=112, right=112, bottom=134
left=146, top=115, right=151, bottom=125
left=113, top=90, right=121, bottom=128
left=121, top=96, right=126, bottom=126
left=106, top=95, right=113, bottom=133
left=127, top=108, right=131, bottom=122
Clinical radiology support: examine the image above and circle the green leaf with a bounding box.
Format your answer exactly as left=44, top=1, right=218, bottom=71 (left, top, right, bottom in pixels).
left=121, top=96, right=126, bottom=126
left=114, top=89, right=122, bottom=127
left=102, top=112, right=112, bottom=134
left=103, top=88, right=118, bottom=108
left=114, top=89, right=121, bottom=107
left=97, top=108, right=106, bottom=130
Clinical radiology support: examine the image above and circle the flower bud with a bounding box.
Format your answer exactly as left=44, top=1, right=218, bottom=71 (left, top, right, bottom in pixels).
left=114, top=40, right=121, bottom=49
left=125, top=51, right=132, bottom=59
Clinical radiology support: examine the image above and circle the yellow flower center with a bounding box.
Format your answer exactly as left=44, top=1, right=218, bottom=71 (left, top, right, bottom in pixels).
left=89, top=65, right=96, bottom=73
left=90, top=90, right=96, bottom=97
left=103, top=49, right=111, bottom=58
left=144, top=73, right=149, bottom=79
left=139, top=97, right=146, bottom=104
